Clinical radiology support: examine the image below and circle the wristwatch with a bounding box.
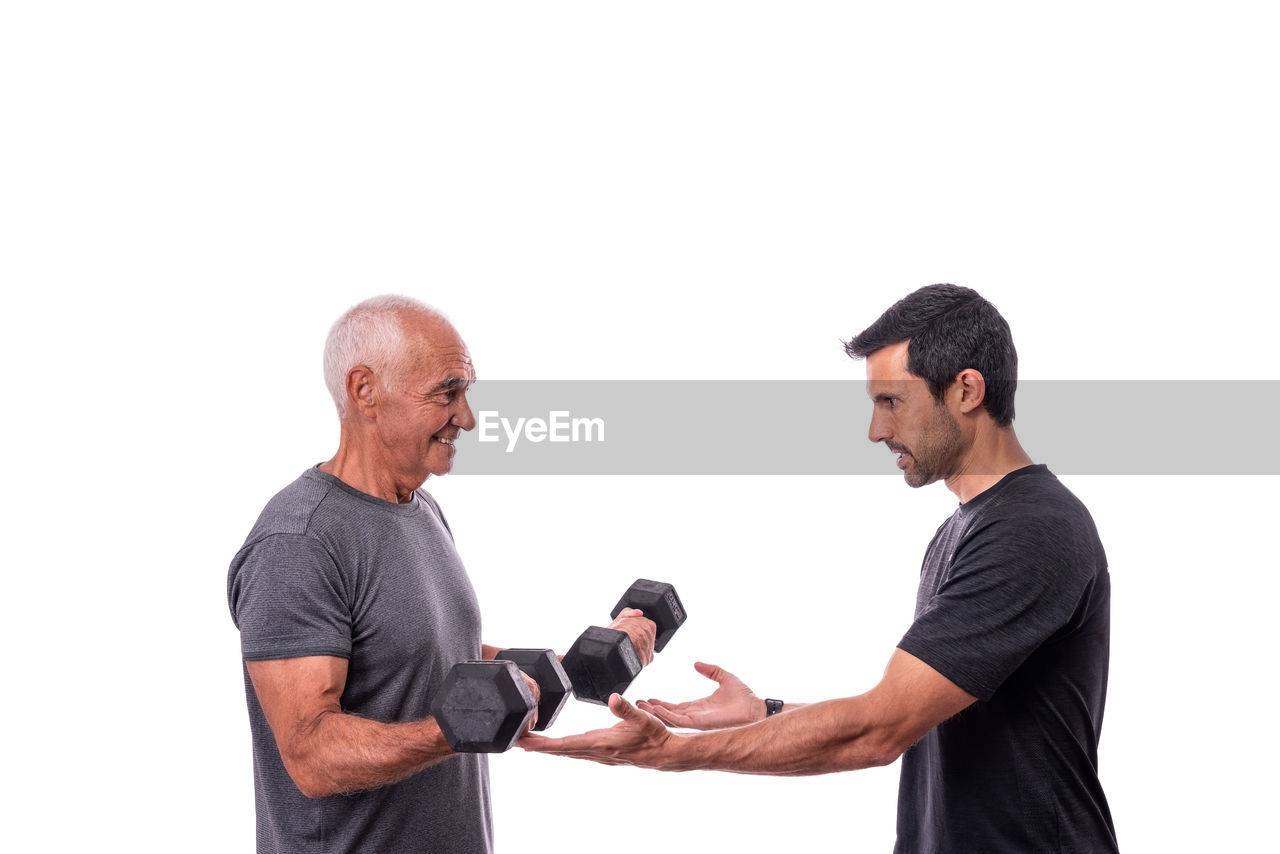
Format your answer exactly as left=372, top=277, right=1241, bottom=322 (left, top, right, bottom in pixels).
left=765, top=698, right=784, bottom=717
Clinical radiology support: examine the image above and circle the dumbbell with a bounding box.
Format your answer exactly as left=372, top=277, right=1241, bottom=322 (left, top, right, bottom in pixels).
left=561, top=579, right=687, bottom=706
left=495, top=648, right=573, bottom=731
left=430, top=649, right=572, bottom=753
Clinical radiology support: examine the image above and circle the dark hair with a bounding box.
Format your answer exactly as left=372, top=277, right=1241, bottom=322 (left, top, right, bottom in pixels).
left=844, top=283, right=1018, bottom=426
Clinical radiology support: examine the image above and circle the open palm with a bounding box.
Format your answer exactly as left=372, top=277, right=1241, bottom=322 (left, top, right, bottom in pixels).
left=637, top=662, right=763, bottom=731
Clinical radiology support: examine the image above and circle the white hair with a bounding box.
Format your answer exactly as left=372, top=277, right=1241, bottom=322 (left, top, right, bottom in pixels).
left=322, top=295, right=447, bottom=417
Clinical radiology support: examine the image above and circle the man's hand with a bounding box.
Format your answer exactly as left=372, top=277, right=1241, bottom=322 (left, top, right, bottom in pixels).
left=519, top=693, right=685, bottom=769
left=636, top=661, right=764, bottom=730
left=607, top=607, right=657, bottom=666
left=518, top=669, right=542, bottom=733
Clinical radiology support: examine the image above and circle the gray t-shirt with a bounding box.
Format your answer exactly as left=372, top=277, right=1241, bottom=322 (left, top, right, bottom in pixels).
left=228, top=467, right=492, bottom=854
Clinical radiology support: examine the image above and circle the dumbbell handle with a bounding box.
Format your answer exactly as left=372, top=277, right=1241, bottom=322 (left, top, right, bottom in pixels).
left=561, top=625, right=643, bottom=706
left=494, top=648, right=572, bottom=732
left=610, top=579, right=687, bottom=653
left=563, top=579, right=688, bottom=706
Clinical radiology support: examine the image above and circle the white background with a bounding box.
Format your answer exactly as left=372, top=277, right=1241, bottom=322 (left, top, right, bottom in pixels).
left=4, top=3, right=1277, bottom=851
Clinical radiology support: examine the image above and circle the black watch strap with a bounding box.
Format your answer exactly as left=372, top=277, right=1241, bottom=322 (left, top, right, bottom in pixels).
left=765, top=698, right=784, bottom=717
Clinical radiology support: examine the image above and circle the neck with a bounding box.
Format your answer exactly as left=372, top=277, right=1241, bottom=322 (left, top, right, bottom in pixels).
left=943, top=424, right=1034, bottom=504
left=319, top=423, right=423, bottom=504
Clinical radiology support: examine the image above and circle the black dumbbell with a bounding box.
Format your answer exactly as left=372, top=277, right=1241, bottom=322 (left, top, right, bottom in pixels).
left=562, top=579, right=687, bottom=706
left=494, top=648, right=573, bottom=732
left=610, top=578, right=687, bottom=653
left=431, top=649, right=573, bottom=753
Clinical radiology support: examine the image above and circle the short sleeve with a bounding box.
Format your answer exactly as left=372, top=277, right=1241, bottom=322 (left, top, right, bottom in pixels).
left=228, top=533, right=353, bottom=662
left=898, top=515, right=1092, bottom=701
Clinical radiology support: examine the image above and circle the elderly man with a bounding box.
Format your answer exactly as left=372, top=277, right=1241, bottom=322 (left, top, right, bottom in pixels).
left=228, top=295, right=655, bottom=854
left=523, top=284, right=1119, bottom=853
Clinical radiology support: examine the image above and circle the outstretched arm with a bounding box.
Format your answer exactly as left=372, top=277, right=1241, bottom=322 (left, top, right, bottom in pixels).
left=246, top=656, right=455, bottom=798
left=521, top=648, right=975, bottom=775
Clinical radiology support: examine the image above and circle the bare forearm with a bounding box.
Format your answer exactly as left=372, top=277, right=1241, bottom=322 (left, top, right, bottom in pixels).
left=521, top=649, right=974, bottom=774
left=672, top=695, right=900, bottom=776
left=288, top=711, right=454, bottom=798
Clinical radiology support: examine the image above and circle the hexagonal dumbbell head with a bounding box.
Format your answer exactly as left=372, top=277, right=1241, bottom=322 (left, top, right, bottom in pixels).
left=430, top=660, right=536, bottom=753
left=610, top=579, right=687, bottom=652
left=561, top=625, right=643, bottom=705
left=494, top=648, right=572, bottom=731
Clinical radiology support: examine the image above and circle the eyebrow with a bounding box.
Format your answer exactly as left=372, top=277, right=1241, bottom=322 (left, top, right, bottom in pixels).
left=429, top=375, right=473, bottom=394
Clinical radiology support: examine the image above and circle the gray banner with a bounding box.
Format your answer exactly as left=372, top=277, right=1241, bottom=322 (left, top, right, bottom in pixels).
left=448, top=381, right=1280, bottom=474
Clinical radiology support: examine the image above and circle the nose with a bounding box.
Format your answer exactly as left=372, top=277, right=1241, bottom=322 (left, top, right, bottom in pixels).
left=868, top=408, right=891, bottom=445
left=453, top=392, right=477, bottom=431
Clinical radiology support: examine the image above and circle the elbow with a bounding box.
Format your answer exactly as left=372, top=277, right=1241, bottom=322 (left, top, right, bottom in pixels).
left=285, top=763, right=336, bottom=799
left=294, top=776, right=340, bottom=800
left=826, top=734, right=902, bottom=772
left=280, top=750, right=342, bottom=799
left=860, top=730, right=910, bottom=769
left=276, top=713, right=349, bottom=798
left=869, top=744, right=905, bottom=768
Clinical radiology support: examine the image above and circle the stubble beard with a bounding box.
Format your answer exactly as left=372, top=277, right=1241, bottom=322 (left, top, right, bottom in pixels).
left=902, top=402, right=964, bottom=489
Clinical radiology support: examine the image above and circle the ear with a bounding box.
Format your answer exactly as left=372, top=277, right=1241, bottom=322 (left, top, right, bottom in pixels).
left=346, top=366, right=379, bottom=418
left=954, top=368, right=986, bottom=415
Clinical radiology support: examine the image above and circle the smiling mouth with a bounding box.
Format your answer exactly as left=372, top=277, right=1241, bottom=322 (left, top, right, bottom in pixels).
left=436, top=436, right=455, bottom=446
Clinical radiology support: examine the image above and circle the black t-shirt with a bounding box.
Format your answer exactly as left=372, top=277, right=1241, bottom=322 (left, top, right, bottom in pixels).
left=895, top=465, right=1118, bottom=853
